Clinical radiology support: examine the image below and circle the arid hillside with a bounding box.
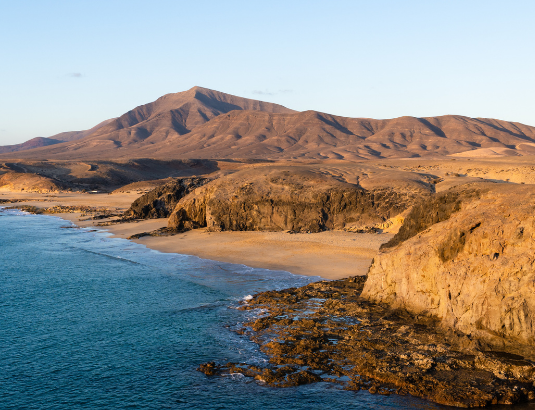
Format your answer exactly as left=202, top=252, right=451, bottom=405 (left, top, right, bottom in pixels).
left=0, top=119, right=116, bottom=154
left=0, top=159, right=219, bottom=192
left=0, top=137, right=64, bottom=154
left=2, top=87, right=535, bottom=161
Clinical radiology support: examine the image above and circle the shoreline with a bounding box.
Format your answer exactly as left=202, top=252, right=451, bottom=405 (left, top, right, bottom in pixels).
left=4, top=197, right=535, bottom=407
left=0, top=190, right=392, bottom=280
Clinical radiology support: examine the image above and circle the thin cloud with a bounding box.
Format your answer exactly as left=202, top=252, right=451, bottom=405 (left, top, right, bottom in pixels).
left=252, top=90, right=274, bottom=96
left=252, top=89, right=293, bottom=96
left=67, top=72, right=83, bottom=78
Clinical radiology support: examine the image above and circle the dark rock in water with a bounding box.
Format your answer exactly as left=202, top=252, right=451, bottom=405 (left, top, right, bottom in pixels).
left=168, top=167, right=419, bottom=232
left=123, top=177, right=210, bottom=219
left=199, top=276, right=535, bottom=407
left=197, top=362, right=219, bottom=376
left=127, top=227, right=176, bottom=239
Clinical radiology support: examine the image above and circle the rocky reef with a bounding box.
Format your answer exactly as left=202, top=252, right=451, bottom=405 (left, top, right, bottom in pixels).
left=123, top=176, right=209, bottom=219
left=363, top=183, right=535, bottom=360
left=199, top=277, right=535, bottom=407
left=168, top=167, right=419, bottom=233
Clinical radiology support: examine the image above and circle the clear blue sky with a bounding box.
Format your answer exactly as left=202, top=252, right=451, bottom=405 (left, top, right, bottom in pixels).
left=1, top=0, right=534, bottom=145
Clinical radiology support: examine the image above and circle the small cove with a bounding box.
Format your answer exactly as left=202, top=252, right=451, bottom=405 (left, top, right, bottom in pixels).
left=0, top=208, right=488, bottom=409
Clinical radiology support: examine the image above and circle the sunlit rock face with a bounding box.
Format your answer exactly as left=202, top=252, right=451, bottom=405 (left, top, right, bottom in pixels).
left=362, top=183, right=535, bottom=359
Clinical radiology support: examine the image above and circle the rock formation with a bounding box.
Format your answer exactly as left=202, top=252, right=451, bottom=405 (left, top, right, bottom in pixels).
left=123, top=177, right=209, bottom=219
left=0, top=172, right=67, bottom=192
left=200, top=276, right=535, bottom=407
left=362, top=183, right=535, bottom=360
left=167, top=167, right=420, bottom=232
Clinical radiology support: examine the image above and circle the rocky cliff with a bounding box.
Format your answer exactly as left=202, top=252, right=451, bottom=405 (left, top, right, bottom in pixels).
left=167, top=167, right=421, bottom=233
left=123, top=177, right=209, bottom=219
left=362, top=183, right=535, bottom=360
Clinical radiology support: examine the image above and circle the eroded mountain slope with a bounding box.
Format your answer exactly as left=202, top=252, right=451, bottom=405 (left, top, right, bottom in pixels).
left=3, top=87, right=535, bottom=160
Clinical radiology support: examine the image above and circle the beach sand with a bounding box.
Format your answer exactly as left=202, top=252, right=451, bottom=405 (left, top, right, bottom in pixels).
left=0, top=190, right=392, bottom=279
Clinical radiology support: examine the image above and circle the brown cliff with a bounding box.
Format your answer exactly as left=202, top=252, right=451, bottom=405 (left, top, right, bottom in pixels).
left=123, top=177, right=210, bottom=219
left=167, top=167, right=422, bottom=233
left=362, top=183, right=535, bottom=360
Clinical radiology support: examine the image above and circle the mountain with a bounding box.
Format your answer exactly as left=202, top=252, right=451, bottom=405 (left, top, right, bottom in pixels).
left=0, top=137, right=63, bottom=154
left=48, top=118, right=116, bottom=142
left=0, top=86, right=294, bottom=159
left=0, top=118, right=116, bottom=154
left=143, top=110, right=535, bottom=160
left=2, top=86, right=535, bottom=160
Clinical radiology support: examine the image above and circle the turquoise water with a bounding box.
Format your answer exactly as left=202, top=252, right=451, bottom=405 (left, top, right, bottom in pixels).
left=0, top=209, right=477, bottom=409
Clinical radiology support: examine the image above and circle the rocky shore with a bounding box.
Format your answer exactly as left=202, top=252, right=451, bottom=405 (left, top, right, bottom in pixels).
left=199, top=276, right=535, bottom=407
left=5, top=159, right=535, bottom=407
left=197, top=181, right=535, bottom=408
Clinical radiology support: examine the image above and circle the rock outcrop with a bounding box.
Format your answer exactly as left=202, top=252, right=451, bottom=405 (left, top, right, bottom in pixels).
left=199, top=276, right=535, bottom=407
left=167, top=167, right=420, bottom=232
left=0, top=171, right=67, bottom=192
left=362, top=183, right=535, bottom=360
left=123, top=177, right=209, bottom=219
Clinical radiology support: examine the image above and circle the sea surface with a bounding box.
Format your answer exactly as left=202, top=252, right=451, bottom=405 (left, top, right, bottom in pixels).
left=0, top=208, right=525, bottom=410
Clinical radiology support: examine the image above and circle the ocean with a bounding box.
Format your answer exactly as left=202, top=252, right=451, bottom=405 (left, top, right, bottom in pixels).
left=0, top=208, right=481, bottom=409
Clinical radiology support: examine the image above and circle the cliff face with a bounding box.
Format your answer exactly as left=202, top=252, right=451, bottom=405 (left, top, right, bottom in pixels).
left=123, top=177, right=209, bottom=219
left=168, top=167, right=419, bottom=233
left=362, top=183, right=535, bottom=359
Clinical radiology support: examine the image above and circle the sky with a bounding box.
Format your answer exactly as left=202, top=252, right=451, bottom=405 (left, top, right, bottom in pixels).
left=1, top=0, right=534, bottom=145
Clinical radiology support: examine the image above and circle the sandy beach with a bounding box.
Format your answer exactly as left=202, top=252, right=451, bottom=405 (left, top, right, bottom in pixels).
left=0, top=190, right=390, bottom=279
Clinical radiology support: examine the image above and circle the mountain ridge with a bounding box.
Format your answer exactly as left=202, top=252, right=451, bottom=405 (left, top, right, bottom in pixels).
left=2, top=87, right=535, bottom=160
left=0, top=118, right=116, bottom=154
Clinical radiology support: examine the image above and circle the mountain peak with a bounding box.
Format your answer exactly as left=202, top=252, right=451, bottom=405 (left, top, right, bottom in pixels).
left=4, top=88, right=535, bottom=161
